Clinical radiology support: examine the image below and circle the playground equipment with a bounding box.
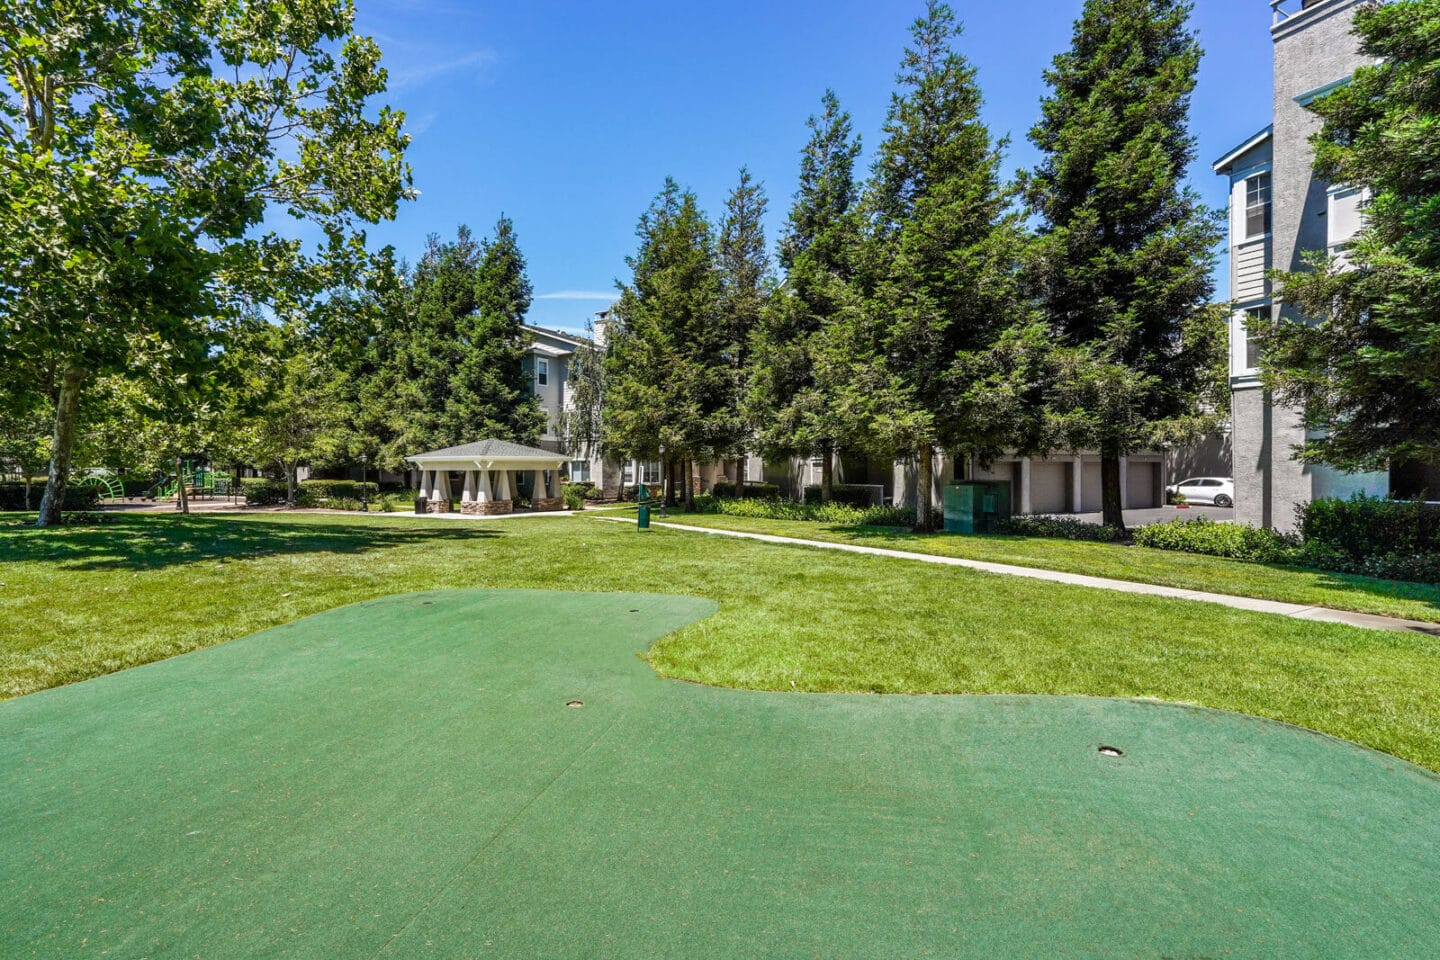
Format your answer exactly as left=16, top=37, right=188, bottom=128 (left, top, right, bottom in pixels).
left=141, top=461, right=233, bottom=501
left=75, top=475, right=124, bottom=501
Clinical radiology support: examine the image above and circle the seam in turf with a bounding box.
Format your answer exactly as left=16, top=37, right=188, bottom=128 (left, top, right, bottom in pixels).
left=367, top=708, right=630, bottom=959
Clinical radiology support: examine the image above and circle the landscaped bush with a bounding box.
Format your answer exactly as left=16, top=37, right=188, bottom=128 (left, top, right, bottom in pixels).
left=239, top=478, right=317, bottom=507
left=561, top=483, right=586, bottom=511
left=801, top=483, right=880, bottom=508
left=711, top=481, right=782, bottom=500
left=1298, top=495, right=1440, bottom=560
left=1133, top=517, right=1295, bottom=562
left=298, top=479, right=379, bottom=501
left=0, top=483, right=100, bottom=511
left=997, top=516, right=1126, bottom=543
left=689, top=494, right=913, bottom=527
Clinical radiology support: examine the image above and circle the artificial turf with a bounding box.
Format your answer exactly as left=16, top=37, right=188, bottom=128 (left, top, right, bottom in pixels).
left=2, top=588, right=1438, bottom=958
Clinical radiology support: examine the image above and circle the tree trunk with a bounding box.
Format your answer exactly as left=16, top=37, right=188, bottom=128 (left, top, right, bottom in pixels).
left=286, top=463, right=297, bottom=507
left=664, top=458, right=675, bottom=506
left=731, top=457, right=743, bottom=488
left=914, top=444, right=935, bottom=533
left=35, top=365, right=86, bottom=527
left=1101, top=452, right=1126, bottom=534
left=683, top=458, right=694, bottom=512
left=175, top=456, right=190, bottom=514
left=820, top=441, right=834, bottom=503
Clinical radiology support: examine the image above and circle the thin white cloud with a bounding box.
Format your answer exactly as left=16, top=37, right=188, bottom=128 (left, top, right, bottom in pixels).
left=537, top=290, right=617, bottom=301
left=388, top=49, right=497, bottom=91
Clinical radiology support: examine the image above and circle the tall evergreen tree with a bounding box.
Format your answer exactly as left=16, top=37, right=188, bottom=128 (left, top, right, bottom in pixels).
left=844, top=1, right=1028, bottom=530
left=748, top=90, right=862, bottom=502
left=389, top=222, right=544, bottom=459
left=1024, top=0, right=1223, bottom=532
left=603, top=179, right=725, bottom=509
left=716, top=167, right=773, bottom=484
left=1264, top=0, right=1440, bottom=472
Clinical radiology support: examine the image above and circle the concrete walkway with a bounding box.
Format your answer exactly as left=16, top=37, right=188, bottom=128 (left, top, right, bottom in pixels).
left=592, top=517, right=1440, bottom=636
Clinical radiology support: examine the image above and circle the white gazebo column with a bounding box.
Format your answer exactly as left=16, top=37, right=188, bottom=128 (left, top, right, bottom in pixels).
left=1019, top=457, right=1033, bottom=516
left=460, top=470, right=477, bottom=514
left=433, top=470, right=453, bottom=513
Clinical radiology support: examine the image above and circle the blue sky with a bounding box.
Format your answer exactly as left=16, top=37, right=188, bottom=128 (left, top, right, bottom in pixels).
left=354, top=0, right=1275, bottom=334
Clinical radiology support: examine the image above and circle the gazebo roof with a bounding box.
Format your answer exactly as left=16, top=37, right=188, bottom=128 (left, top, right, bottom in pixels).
left=405, top=439, right=569, bottom=469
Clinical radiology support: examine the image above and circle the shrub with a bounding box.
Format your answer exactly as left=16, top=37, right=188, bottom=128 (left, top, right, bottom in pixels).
left=1298, top=495, right=1440, bottom=560
left=239, top=478, right=317, bottom=507
left=801, top=483, right=880, bottom=508
left=326, top=496, right=363, bottom=511
left=711, top=481, right=782, bottom=500
left=561, top=483, right=586, bottom=511
left=687, top=495, right=913, bottom=527
left=298, top=479, right=379, bottom=501
left=997, top=516, right=1126, bottom=542
left=1133, top=517, right=1296, bottom=563
left=0, top=483, right=100, bottom=511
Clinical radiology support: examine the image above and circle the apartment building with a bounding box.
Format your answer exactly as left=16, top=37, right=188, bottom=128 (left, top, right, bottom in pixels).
left=1212, top=0, right=1390, bottom=532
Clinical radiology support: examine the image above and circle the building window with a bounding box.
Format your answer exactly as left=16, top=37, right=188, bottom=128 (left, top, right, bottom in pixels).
left=1245, top=173, right=1271, bottom=238
left=641, top=460, right=662, bottom=484
left=1244, top=307, right=1267, bottom=370
left=622, top=462, right=634, bottom=486
left=536, top=359, right=549, bottom=386
left=568, top=460, right=590, bottom=483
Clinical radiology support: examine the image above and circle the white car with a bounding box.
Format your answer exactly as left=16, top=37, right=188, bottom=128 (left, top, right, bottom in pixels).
left=1166, top=476, right=1234, bottom=508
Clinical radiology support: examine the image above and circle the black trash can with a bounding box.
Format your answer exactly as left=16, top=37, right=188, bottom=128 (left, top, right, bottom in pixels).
left=413, top=496, right=428, bottom=515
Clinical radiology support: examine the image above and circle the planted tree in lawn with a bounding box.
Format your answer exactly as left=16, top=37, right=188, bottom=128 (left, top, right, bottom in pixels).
left=1024, top=0, right=1223, bottom=532
left=1264, top=0, right=1440, bottom=472
left=388, top=222, right=545, bottom=457
left=748, top=90, right=862, bottom=503
left=716, top=167, right=774, bottom=488
left=843, top=2, right=1029, bottom=531
left=604, top=180, right=725, bottom=509
left=0, top=0, right=411, bottom=526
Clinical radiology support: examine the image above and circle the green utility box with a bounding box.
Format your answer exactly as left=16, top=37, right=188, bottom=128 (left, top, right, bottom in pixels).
left=943, top=481, right=1012, bottom=534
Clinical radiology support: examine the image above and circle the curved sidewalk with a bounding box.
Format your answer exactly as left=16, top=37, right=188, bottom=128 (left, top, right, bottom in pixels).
left=592, top=517, right=1440, bottom=636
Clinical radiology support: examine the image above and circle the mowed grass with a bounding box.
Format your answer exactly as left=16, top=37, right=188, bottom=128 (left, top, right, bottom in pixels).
left=3, top=510, right=1440, bottom=771
left=648, top=511, right=1440, bottom=623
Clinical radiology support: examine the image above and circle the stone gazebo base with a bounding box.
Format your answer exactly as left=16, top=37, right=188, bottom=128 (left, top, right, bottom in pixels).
left=421, top=499, right=453, bottom=514
left=460, top=499, right=513, bottom=516
left=531, top=497, right=564, bottom=512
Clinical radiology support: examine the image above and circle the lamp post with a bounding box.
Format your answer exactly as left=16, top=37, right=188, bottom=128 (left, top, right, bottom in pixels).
left=360, top=454, right=369, bottom=512
left=658, top=442, right=667, bottom=519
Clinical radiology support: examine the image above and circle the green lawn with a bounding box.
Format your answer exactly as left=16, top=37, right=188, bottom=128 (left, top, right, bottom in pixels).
left=647, top=510, right=1440, bottom=623
left=3, top=510, right=1440, bottom=772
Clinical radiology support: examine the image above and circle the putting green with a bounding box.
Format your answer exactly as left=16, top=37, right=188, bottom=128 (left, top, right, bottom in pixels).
left=3, top=590, right=1439, bottom=958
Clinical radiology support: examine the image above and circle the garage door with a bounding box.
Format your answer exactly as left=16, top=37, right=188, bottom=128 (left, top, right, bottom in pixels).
left=1031, top=461, right=1068, bottom=514
left=1081, top=463, right=1103, bottom=512
left=1127, top=461, right=1159, bottom=508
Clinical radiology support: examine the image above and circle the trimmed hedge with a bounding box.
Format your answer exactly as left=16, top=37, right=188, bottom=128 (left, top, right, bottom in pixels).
left=561, top=483, right=587, bottom=511
left=712, top=481, right=782, bottom=500
left=0, top=483, right=100, bottom=511
left=1299, top=495, right=1440, bottom=560
left=1133, top=505, right=1440, bottom=585
left=1133, top=516, right=1294, bottom=562
left=997, top=516, right=1126, bottom=543
left=239, top=478, right=379, bottom=506
left=801, top=483, right=881, bottom=508
left=690, top=494, right=914, bottom=527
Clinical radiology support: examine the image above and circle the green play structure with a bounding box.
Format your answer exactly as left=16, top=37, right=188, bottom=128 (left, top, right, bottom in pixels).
left=139, top=461, right=232, bottom=501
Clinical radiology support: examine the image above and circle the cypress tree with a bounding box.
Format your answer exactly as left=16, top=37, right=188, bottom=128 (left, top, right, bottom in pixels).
left=747, top=90, right=862, bottom=502
left=716, top=167, right=774, bottom=484
left=1025, top=0, right=1223, bottom=532
left=845, top=1, right=1026, bottom=531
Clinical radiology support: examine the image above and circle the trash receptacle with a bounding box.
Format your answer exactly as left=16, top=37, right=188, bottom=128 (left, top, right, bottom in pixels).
left=636, top=482, right=651, bottom=530
left=413, top=496, right=428, bottom=515
left=638, top=502, right=650, bottom=529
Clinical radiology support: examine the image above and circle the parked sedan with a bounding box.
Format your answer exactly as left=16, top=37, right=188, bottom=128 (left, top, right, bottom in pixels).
left=1166, top=476, right=1235, bottom=507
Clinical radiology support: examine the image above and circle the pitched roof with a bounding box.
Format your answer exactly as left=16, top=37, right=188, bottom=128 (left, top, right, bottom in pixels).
left=406, top=439, right=567, bottom=462
left=1211, top=125, right=1273, bottom=174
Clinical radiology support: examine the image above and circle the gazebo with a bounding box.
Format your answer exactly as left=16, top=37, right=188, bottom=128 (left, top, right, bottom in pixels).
left=405, top=439, right=570, bottom=515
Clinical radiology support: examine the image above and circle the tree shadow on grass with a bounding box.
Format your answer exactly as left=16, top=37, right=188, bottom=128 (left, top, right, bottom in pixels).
left=0, top=513, right=500, bottom=572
